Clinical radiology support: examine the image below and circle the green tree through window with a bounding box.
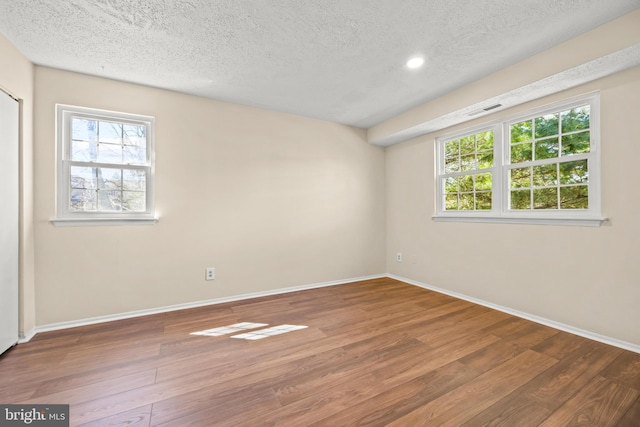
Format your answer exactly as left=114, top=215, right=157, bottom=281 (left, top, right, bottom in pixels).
left=436, top=95, right=600, bottom=225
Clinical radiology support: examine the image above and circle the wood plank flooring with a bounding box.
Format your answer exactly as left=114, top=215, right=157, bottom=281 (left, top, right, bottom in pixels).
left=1, top=277, right=639, bottom=426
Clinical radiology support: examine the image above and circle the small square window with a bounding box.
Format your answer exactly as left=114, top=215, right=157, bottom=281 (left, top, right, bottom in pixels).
left=54, top=105, right=156, bottom=225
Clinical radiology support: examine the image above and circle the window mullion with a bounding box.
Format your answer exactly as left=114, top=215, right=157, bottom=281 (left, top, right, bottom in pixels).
left=493, top=124, right=504, bottom=215
left=68, top=160, right=149, bottom=171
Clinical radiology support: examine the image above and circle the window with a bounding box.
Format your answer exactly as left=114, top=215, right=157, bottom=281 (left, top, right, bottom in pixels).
left=53, top=105, right=156, bottom=225
left=436, top=94, right=603, bottom=226
left=442, top=129, right=495, bottom=211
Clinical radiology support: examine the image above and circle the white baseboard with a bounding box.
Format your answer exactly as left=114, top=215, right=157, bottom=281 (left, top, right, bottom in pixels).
left=25, top=274, right=386, bottom=339
left=20, top=273, right=640, bottom=355
left=388, top=274, right=640, bottom=355
left=18, top=328, right=37, bottom=344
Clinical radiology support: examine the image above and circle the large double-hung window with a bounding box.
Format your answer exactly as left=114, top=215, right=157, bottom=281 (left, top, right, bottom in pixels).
left=436, top=94, right=603, bottom=226
left=53, top=105, right=156, bottom=225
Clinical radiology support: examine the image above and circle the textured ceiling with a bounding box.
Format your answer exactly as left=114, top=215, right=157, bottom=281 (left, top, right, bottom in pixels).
left=0, top=0, right=639, bottom=128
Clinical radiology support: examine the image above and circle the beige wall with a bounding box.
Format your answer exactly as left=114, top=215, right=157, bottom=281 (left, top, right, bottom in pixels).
left=0, top=34, right=36, bottom=336
left=386, top=66, right=640, bottom=346
left=33, top=67, right=386, bottom=325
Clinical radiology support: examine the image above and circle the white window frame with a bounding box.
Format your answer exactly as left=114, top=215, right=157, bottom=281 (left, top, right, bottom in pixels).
left=434, top=93, right=605, bottom=227
left=51, top=105, right=157, bottom=226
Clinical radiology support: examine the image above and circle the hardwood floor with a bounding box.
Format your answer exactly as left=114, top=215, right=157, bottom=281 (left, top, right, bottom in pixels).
left=1, top=277, right=639, bottom=426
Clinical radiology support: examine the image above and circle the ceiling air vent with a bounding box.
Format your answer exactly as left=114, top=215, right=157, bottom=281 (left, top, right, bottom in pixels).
left=467, top=103, right=503, bottom=116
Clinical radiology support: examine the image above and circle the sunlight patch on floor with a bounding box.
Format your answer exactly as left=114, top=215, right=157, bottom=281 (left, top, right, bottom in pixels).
left=190, top=322, right=308, bottom=340
left=231, top=324, right=308, bottom=340
left=190, top=322, right=268, bottom=337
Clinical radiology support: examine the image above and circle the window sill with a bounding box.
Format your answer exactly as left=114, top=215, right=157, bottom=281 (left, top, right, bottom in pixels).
left=50, top=217, right=158, bottom=227
left=432, top=215, right=608, bottom=227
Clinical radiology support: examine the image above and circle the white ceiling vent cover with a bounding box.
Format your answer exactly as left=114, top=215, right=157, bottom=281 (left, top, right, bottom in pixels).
left=467, top=103, right=503, bottom=116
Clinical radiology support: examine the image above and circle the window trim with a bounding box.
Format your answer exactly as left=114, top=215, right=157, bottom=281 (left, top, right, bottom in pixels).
left=51, top=104, right=157, bottom=226
left=434, top=93, right=606, bottom=226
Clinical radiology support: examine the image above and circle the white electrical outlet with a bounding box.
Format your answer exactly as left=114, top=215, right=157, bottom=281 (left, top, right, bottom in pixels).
left=205, top=267, right=215, bottom=281
left=396, top=252, right=402, bottom=262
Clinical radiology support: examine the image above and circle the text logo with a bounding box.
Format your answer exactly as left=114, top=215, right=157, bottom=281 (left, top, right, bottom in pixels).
left=0, top=405, right=69, bottom=426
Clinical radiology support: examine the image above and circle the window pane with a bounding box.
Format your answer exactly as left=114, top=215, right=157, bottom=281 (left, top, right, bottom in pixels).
left=72, top=118, right=97, bottom=142
left=559, top=160, right=588, bottom=184
left=510, top=167, right=531, bottom=189
left=476, top=192, right=491, bottom=210
left=560, top=185, right=588, bottom=209
left=460, top=154, right=476, bottom=172
left=535, top=137, right=559, bottom=160
left=445, top=140, right=459, bottom=157
left=123, top=169, right=146, bottom=191
left=71, top=140, right=98, bottom=162
left=533, top=164, right=557, bottom=187
left=122, top=191, right=146, bottom=211
left=477, top=150, right=493, bottom=169
left=459, top=175, right=474, bottom=192
left=445, top=156, right=459, bottom=173
left=97, top=168, right=122, bottom=190
left=444, top=177, right=458, bottom=193
left=561, top=105, right=590, bottom=133
left=535, top=113, right=559, bottom=138
left=511, top=120, right=532, bottom=143
left=475, top=173, right=492, bottom=191
left=476, top=131, right=493, bottom=151
left=443, top=130, right=494, bottom=174
left=70, top=189, right=96, bottom=211
left=510, top=189, right=530, bottom=210
left=534, top=188, right=558, bottom=209
left=561, top=131, right=590, bottom=156
left=98, top=189, right=122, bottom=211
left=99, top=121, right=123, bottom=144
left=97, top=143, right=124, bottom=164
left=123, top=124, right=146, bottom=147
left=123, top=145, right=146, bottom=165
left=70, top=167, right=96, bottom=189
left=459, top=193, right=474, bottom=210
left=511, top=142, right=532, bottom=163
left=445, top=194, right=458, bottom=210
left=460, top=136, right=475, bottom=154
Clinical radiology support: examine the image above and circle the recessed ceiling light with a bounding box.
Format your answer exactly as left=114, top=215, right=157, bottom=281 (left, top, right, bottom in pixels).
left=406, top=56, right=425, bottom=69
